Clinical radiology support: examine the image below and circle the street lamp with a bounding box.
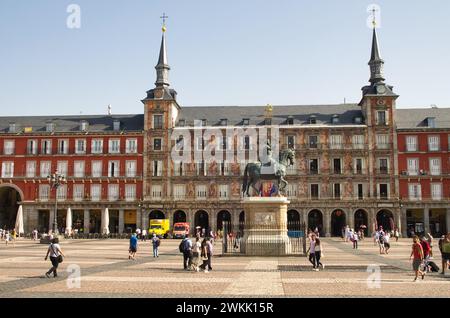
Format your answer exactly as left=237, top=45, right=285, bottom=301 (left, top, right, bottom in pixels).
left=47, top=171, right=67, bottom=235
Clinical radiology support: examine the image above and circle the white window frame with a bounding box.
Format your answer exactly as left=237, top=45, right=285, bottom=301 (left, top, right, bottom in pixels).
left=75, top=139, right=86, bottom=154
left=309, top=183, right=320, bottom=199
left=90, top=184, right=101, bottom=201
left=26, top=161, right=36, bottom=178
left=151, top=185, right=162, bottom=201
left=39, top=185, right=50, bottom=201
left=406, top=136, right=418, bottom=152
left=378, top=157, right=389, bottom=174
left=333, top=183, right=342, bottom=199
left=286, top=183, right=297, bottom=198
left=286, top=135, right=296, bottom=149
left=56, top=185, right=67, bottom=201
left=330, top=135, right=343, bottom=149
left=91, top=161, right=103, bottom=178
left=196, top=185, right=207, bottom=200
left=27, top=140, right=38, bottom=155
left=108, top=161, right=120, bottom=178
left=125, top=184, right=136, bottom=202
left=41, top=139, right=52, bottom=155
left=429, top=158, right=441, bottom=176
left=57, top=161, right=68, bottom=177
left=1, top=161, right=14, bottom=178
left=91, top=139, right=104, bottom=154
left=126, top=139, right=138, bottom=154
left=408, top=184, right=422, bottom=201
left=40, top=161, right=51, bottom=178
left=428, top=136, right=440, bottom=151
left=377, top=183, right=390, bottom=200
left=407, top=158, right=419, bottom=176
left=108, top=184, right=119, bottom=201
left=58, top=139, right=69, bottom=155
left=74, top=161, right=85, bottom=178
left=125, top=160, right=137, bottom=178
left=218, top=184, right=229, bottom=200
left=173, top=184, right=186, bottom=201
left=73, top=184, right=84, bottom=202
left=3, top=140, right=14, bottom=155
left=108, top=139, right=120, bottom=154
left=352, top=135, right=364, bottom=149
left=173, top=161, right=184, bottom=176
left=376, top=134, right=390, bottom=149
left=431, top=183, right=442, bottom=201
left=153, top=114, right=163, bottom=129
left=153, top=138, right=163, bottom=151
left=153, top=160, right=163, bottom=177
left=354, top=158, right=365, bottom=175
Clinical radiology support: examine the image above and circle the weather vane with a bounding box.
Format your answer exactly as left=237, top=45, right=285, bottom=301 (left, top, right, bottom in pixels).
left=371, top=6, right=378, bottom=28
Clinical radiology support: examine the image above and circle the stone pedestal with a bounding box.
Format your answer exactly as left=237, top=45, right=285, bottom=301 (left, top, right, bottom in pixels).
left=241, top=197, right=291, bottom=256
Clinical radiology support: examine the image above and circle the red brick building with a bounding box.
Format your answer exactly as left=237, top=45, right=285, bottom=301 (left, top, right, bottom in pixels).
left=397, top=111, right=450, bottom=237
left=0, top=115, right=144, bottom=233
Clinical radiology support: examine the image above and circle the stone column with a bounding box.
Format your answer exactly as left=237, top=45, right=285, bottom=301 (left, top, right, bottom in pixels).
left=367, top=208, right=375, bottom=235
left=49, top=209, right=54, bottom=233
left=348, top=209, right=354, bottom=230
left=424, top=207, right=430, bottom=234
left=118, top=209, right=124, bottom=234
left=136, top=208, right=142, bottom=229
left=395, top=208, right=402, bottom=236
left=168, top=210, right=174, bottom=228
left=401, top=207, right=408, bottom=238
left=83, top=209, right=90, bottom=234
left=324, top=210, right=331, bottom=237
left=446, top=208, right=450, bottom=235
left=210, top=210, right=217, bottom=234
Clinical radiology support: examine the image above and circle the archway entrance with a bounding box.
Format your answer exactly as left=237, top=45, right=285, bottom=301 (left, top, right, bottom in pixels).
left=0, top=186, right=21, bottom=230
left=377, top=210, right=394, bottom=232
left=195, top=210, right=209, bottom=236
left=173, top=210, right=186, bottom=225
left=287, top=209, right=301, bottom=230
left=308, top=210, right=323, bottom=236
left=331, top=210, right=346, bottom=237
left=239, top=211, right=245, bottom=234
left=217, top=210, right=231, bottom=232
left=149, top=210, right=165, bottom=220
left=354, top=209, right=369, bottom=236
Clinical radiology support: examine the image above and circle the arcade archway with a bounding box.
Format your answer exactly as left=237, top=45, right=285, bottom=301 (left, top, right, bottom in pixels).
left=194, top=210, right=209, bottom=235
left=308, top=210, right=323, bottom=236
left=354, top=209, right=369, bottom=236
left=331, top=209, right=346, bottom=237
left=0, top=185, right=22, bottom=230
left=149, top=210, right=165, bottom=220
left=217, top=210, right=231, bottom=232
left=377, top=210, right=394, bottom=232
left=173, top=210, right=186, bottom=225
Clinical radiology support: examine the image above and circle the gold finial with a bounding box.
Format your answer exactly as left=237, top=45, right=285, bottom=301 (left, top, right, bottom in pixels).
left=160, top=13, right=169, bottom=33
left=266, top=104, right=273, bottom=112
left=371, top=7, right=377, bottom=28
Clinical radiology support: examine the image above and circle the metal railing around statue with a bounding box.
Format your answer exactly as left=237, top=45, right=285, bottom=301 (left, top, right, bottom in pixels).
left=221, top=221, right=307, bottom=256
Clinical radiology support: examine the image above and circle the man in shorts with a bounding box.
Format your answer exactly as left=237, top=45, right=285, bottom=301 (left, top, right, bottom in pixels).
left=439, top=233, right=450, bottom=275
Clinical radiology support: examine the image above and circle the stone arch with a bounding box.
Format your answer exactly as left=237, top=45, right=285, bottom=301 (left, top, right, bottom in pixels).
left=0, top=184, right=23, bottom=230
left=149, top=210, right=165, bottom=220
left=376, top=209, right=394, bottom=233
left=216, top=210, right=232, bottom=232
left=307, top=209, right=323, bottom=236
left=331, top=209, right=347, bottom=237
left=354, top=209, right=369, bottom=236
left=194, top=210, right=210, bottom=235
left=173, top=210, right=186, bottom=225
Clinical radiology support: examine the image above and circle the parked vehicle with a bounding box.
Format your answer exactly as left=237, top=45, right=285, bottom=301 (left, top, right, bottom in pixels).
left=149, top=219, right=170, bottom=238
left=173, top=222, right=190, bottom=239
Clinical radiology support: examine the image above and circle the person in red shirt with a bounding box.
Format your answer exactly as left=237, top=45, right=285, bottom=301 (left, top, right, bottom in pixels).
left=420, top=237, right=431, bottom=272
left=410, top=236, right=425, bottom=282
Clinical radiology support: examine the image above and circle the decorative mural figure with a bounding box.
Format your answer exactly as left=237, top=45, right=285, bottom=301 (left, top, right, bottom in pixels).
left=231, top=182, right=241, bottom=197
left=208, top=182, right=217, bottom=197
left=187, top=182, right=195, bottom=198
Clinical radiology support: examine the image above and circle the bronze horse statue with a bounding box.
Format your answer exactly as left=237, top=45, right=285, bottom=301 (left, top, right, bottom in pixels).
left=242, top=148, right=295, bottom=197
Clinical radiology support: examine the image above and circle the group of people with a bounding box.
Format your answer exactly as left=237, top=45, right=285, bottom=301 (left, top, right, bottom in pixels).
left=343, top=226, right=363, bottom=249
left=373, top=227, right=392, bottom=254
left=128, top=232, right=161, bottom=260
left=410, top=233, right=450, bottom=281
left=307, top=232, right=324, bottom=271
left=0, top=228, right=17, bottom=246
left=180, top=234, right=213, bottom=273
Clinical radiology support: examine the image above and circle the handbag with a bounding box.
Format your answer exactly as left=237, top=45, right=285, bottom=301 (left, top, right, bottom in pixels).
left=51, top=244, right=64, bottom=263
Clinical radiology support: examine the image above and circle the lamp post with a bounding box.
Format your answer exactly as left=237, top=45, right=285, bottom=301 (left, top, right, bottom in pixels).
left=47, top=171, right=66, bottom=235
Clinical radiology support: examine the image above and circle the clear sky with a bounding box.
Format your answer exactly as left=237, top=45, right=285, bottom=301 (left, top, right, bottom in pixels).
left=0, top=0, right=449, bottom=116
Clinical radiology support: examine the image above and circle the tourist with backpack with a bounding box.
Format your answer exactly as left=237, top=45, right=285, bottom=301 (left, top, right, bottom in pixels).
left=180, top=234, right=193, bottom=270
left=44, top=238, right=65, bottom=278
left=151, top=233, right=160, bottom=258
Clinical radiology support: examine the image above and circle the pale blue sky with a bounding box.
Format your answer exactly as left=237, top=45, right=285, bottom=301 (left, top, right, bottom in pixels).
left=0, top=0, right=449, bottom=116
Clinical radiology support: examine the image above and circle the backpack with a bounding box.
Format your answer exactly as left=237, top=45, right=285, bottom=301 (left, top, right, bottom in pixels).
left=179, top=239, right=189, bottom=253
left=156, top=239, right=161, bottom=247
left=179, top=240, right=184, bottom=253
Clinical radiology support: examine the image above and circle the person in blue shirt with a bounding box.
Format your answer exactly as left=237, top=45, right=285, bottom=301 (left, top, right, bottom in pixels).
left=129, top=233, right=138, bottom=260
left=152, top=233, right=160, bottom=258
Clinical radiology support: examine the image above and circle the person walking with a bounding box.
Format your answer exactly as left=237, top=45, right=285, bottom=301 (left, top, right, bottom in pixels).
left=439, top=233, right=450, bottom=275
left=394, top=229, right=400, bottom=242
left=315, top=236, right=324, bottom=270
left=410, top=236, right=426, bottom=282
left=426, top=233, right=434, bottom=257
left=378, top=230, right=386, bottom=254
left=192, top=236, right=201, bottom=272
left=10, top=229, right=16, bottom=247
left=151, top=233, right=160, bottom=258
left=181, top=234, right=193, bottom=270
left=199, top=238, right=208, bottom=272
left=205, top=237, right=213, bottom=271
left=44, top=238, right=65, bottom=278
left=307, top=233, right=318, bottom=271
left=352, top=230, right=359, bottom=250
left=5, top=231, right=10, bottom=246
left=129, top=233, right=138, bottom=260
left=384, top=232, right=391, bottom=254
left=142, top=229, right=147, bottom=242
left=420, top=236, right=431, bottom=272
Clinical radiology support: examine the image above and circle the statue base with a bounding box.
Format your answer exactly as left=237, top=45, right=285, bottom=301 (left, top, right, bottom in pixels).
left=241, top=197, right=292, bottom=256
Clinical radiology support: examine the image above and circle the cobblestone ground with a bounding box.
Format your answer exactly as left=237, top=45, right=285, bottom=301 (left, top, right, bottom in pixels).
left=0, top=237, right=449, bottom=298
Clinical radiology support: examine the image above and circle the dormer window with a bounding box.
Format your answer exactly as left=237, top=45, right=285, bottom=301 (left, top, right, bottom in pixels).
left=220, top=119, right=228, bottom=126
left=8, top=123, right=16, bottom=133
left=309, top=116, right=317, bottom=125
left=287, top=116, right=294, bottom=125
left=46, top=122, right=55, bottom=132
left=80, top=121, right=89, bottom=132
left=427, top=117, right=436, bottom=128
left=113, top=120, right=121, bottom=131
left=354, top=116, right=363, bottom=124
left=178, top=119, right=185, bottom=127
left=332, top=115, right=339, bottom=124
left=243, top=118, right=250, bottom=126
left=201, top=119, right=207, bottom=127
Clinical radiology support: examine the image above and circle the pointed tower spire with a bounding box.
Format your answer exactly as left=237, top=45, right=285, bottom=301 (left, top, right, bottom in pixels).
left=368, top=12, right=385, bottom=84
left=155, top=13, right=170, bottom=87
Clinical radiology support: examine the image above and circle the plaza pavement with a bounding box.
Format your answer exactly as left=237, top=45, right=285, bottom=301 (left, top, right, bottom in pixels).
left=0, top=237, right=449, bottom=298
